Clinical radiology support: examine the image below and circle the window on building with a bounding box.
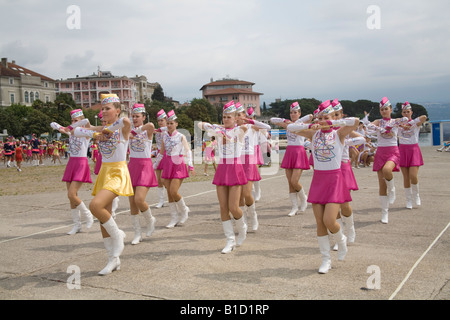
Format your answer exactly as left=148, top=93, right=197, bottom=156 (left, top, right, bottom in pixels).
left=35, top=92, right=39, bottom=100
left=9, top=78, right=14, bottom=85
left=25, top=91, right=29, bottom=103
left=44, top=82, right=48, bottom=88
left=45, top=96, right=50, bottom=102
left=30, top=92, right=35, bottom=103
left=10, top=93, right=15, bottom=104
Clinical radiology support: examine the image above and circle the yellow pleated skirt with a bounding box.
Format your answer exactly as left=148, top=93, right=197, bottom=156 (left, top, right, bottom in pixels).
left=92, top=161, right=134, bottom=197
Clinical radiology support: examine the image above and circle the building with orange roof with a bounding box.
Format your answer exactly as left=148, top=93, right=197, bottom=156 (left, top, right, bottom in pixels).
left=200, top=78, right=263, bottom=116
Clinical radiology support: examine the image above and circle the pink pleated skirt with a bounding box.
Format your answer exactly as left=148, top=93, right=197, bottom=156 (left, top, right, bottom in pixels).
left=94, top=153, right=102, bottom=175
left=241, top=154, right=261, bottom=181
left=128, top=157, right=158, bottom=187
left=308, top=152, right=314, bottom=167
left=156, top=152, right=167, bottom=171
left=62, top=157, right=92, bottom=183
left=281, top=145, right=310, bottom=170
left=399, top=143, right=424, bottom=168
left=373, top=146, right=400, bottom=172
left=213, top=158, right=248, bottom=186
left=254, top=145, right=264, bottom=166
left=161, top=155, right=189, bottom=180
left=341, top=160, right=358, bottom=191
left=308, top=169, right=352, bottom=204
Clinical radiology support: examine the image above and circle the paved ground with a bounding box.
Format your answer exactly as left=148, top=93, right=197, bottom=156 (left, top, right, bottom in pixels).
left=0, top=146, right=448, bottom=303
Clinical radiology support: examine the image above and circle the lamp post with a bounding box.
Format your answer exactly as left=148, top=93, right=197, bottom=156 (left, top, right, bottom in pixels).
left=95, top=115, right=98, bottom=126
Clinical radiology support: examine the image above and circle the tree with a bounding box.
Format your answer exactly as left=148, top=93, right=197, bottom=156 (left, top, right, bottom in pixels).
left=151, top=84, right=165, bottom=102
left=393, top=102, right=428, bottom=119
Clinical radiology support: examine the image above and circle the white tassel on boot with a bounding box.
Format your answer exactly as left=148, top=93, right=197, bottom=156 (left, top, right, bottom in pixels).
left=297, top=188, right=308, bottom=212
left=411, top=184, right=421, bottom=206
left=317, top=235, right=331, bottom=274
left=77, top=201, right=94, bottom=229
left=130, top=215, right=142, bottom=245
left=247, top=203, right=258, bottom=232
left=98, top=237, right=121, bottom=276
left=288, top=193, right=299, bottom=217
left=380, top=195, right=389, bottom=224
left=386, top=178, right=396, bottom=204
left=101, top=217, right=126, bottom=257
left=221, top=220, right=236, bottom=254
left=67, top=209, right=82, bottom=235
left=405, top=187, right=413, bottom=209
left=166, top=202, right=179, bottom=228
left=176, top=197, right=190, bottom=225
left=141, top=208, right=156, bottom=236
left=341, top=214, right=356, bottom=243
left=235, top=216, right=247, bottom=247
left=155, top=187, right=165, bottom=208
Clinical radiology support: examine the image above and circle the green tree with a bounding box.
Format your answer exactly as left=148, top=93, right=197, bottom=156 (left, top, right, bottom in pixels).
left=393, top=102, right=428, bottom=119
left=151, top=84, right=165, bottom=102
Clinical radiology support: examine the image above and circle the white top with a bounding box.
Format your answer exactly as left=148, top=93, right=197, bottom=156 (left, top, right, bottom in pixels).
left=376, top=118, right=399, bottom=147
left=311, top=129, right=344, bottom=171
left=155, top=127, right=168, bottom=151
left=242, top=124, right=257, bottom=155
left=162, top=130, right=186, bottom=157
left=68, top=135, right=90, bottom=158
left=129, top=129, right=153, bottom=159
left=99, top=129, right=129, bottom=162
left=398, top=123, right=420, bottom=145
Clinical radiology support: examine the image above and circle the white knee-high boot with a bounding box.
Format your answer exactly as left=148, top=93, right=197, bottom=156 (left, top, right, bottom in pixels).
left=221, top=220, right=236, bottom=254
left=101, top=217, right=126, bottom=257
left=176, top=197, right=189, bottom=225
left=141, top=208, right=156, bottom=236
left=253, top=180, right=261, bottom=202
left=341, top=214, right=356, bottom=243
left=246, top=203, right=258, bottom=232
left=288, top=193, right=299, bottom=216
left=130, top=215, right=142, bottom=245
left=297, top=188, right=308, bottom=212
left=166, top=202, right=179, bottom=228
left=98, top=237, right=121, bottom=276
left=380, top=195, right=389, bottom=224
left=405, top=188, right=413, bottom=209
left=67, top=209, right=82, bottom=235
left=386, top=178, right=396, bottom=204
left=317, top=236, right=331, bottom=274
left=111, top=197, right=119, bottom=219
left=411, top=183, right=421, bottom=206
left=156, top=187, right=165, bottom=208
left=333, top=228, right=348, bottom=261
left=77, top=201, right=94, bottom=229
left=235, top=216, right=247, bottom=246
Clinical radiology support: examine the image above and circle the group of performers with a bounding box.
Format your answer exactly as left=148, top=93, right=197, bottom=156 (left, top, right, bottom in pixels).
left=48, top=94, right=425, bottom=275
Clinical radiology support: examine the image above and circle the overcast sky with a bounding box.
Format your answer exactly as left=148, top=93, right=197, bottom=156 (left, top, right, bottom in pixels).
left=1, top=0, right=449, bottom=105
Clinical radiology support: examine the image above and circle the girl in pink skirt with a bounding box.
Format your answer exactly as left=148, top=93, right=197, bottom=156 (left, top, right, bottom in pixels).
left=332, top=99, right=365, bottom=246
left=153, top=110, right=194, bottom=228
left=398, top=102, right=427, bottom=209
left=362, top=97, right=409, bottom=223
left=236, top=104, right=271, bottom=232
left=198, top=100, right=249, bottom=254
left=287, top=100, right=359, bottom=274
left=270, top=101, right=312, bottom=216
left=249, top=107, right=267, bottom=202
left=50, top=109, right=94, bottom=235
left=127, top=104, right=158, bottom=244
left=154, top=109, right=168, bottom=208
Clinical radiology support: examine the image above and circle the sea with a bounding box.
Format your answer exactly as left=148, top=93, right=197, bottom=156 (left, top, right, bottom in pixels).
left=422, top=102, right=450, bottom=141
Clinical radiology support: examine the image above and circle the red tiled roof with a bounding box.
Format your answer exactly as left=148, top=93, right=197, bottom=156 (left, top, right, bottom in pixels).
left=199, top=79, right=255, bottom=91
left=203, top=88, right=263, bottom=96
left=0, top=61, right=54, bottom=82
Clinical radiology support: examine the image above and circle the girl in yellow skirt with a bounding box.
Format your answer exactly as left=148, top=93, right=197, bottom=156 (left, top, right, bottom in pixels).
left=73, top=94, right=133, bottom=275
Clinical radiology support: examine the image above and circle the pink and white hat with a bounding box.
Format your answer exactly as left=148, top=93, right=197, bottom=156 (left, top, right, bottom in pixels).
left=401, top=101, right=412, bottom=110
left=246, top=107, right=255, bottom=118
left=235, top=102, right=245, bottom=113
left=290, top=101, right=300, bottom=111
left=132, top=103, right=146, bottom=114
left=101, top=93, right=120, bottom=105
left=70, top=109, right=84, bottom=119
left=331, top=99, right=342, bottom=111
left=223, top=100, right=236, bottom=114
left=318, top=100, right=333, bottom=115
left=380, top=97, right=391, bottom=108
left=167, top=110, right=177, bottom=121
left=157, top=109, right=167, bottom=120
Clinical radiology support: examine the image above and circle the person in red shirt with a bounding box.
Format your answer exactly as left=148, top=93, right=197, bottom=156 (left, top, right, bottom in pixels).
left=15, top=141, right=23, bottom=172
